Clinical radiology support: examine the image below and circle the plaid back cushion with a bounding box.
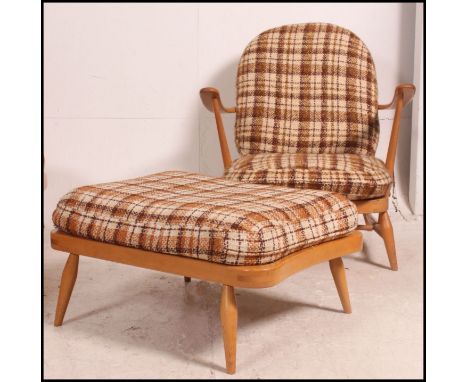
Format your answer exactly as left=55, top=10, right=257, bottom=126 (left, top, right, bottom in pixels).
left=235, top=23, right=379, bottom=156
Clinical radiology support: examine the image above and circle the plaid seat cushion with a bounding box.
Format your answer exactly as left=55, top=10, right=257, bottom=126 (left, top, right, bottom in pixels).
left=225, top=153, right=393, bottom=200
left=52, top=171, right=358, bottom=266
left=235, top=23, right=379, bottom=156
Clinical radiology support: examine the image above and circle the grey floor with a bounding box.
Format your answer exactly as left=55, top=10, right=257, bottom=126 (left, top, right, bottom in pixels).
left=43, top=215, right=423, bottom=379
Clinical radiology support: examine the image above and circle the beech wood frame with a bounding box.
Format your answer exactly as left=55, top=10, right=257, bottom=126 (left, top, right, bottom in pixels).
left=200, top=83, right=415, bottom=271
left=51, top=229, right=362, bottom=374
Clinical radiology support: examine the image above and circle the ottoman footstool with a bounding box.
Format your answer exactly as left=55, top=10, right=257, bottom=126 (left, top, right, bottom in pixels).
left=50, top=171, right=362, bottom=374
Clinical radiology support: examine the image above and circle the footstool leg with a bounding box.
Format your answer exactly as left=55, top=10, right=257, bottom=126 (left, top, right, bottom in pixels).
left=54, top=253, right=79, bottom=326
left=329, top=257, right=352, bottom=314
left=220, top=285, right=237, bottom=374
left=184, top=276, right=191, bottom=283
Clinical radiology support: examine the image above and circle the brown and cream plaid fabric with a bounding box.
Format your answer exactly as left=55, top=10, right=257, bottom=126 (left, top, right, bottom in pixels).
left=53, top=171, right=358, bottom=266
left=225, top=153, right=392, bottom=200
left=235, top=23, right=379, bottom=156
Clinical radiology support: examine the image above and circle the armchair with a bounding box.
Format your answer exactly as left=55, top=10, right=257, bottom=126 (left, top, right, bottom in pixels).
left=200, top=23, right=415, bottom=271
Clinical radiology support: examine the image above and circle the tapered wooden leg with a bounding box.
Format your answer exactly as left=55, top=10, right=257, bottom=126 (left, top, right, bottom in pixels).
left=54, top=254, right=79, bottom=327
left=220, top=285, right=237, bottom=374
left=329, top=257, right=352, bottom=314
left=184, top=276, right=191, bottom=283
left=378, top=211, right=398, bottom=271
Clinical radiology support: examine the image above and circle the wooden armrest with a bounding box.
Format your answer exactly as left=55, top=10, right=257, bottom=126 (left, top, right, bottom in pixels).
left=379, top=83, right=416, bottom=179
left=200, top=87, right=236, bottom=113
left=378, top=84, right=416, bottom=110
left=199, top=87, right=234, bottom=169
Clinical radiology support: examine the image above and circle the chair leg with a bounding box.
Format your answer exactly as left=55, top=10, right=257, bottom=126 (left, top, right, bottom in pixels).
left=220, top=285, right=237, bottom=374
left=54, top=254, right=79, bottom=327
left=184, top=276, right=191, bottom=283
left=329, top=257, right=352, bottom=314
left=378, top=211, right=398, bottom=271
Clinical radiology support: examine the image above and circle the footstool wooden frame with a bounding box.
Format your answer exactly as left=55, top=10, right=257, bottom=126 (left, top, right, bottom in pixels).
left=51, top=229, right=362, bottom=374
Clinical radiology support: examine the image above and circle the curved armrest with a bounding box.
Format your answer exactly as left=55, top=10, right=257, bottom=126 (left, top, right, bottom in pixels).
left=378, top=83, right=416, bottom=180
left=378, top=84, right=416, bottom=110
left=199, top=87, right=234, bottom=170
left=200, top=87, right=236, bottom=113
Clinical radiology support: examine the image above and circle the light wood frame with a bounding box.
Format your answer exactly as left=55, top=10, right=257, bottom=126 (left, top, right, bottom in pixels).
left=200, top=83, right=415, bottom=271
left=51, top=229, right=362, bottom=374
